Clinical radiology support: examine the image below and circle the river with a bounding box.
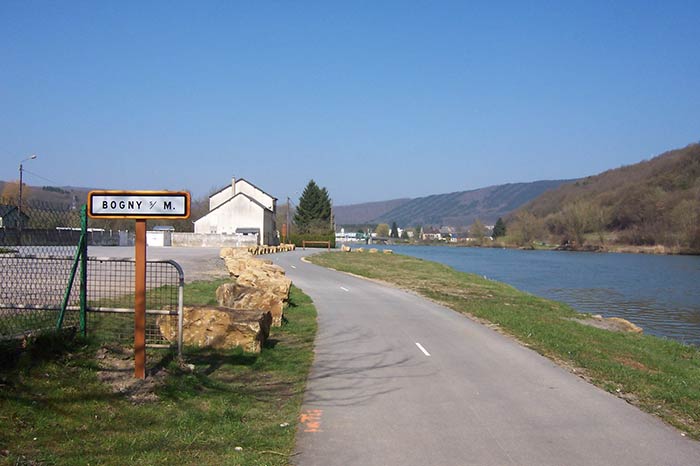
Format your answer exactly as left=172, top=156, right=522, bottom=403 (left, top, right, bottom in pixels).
left=362, top=245, right=700, bottom=346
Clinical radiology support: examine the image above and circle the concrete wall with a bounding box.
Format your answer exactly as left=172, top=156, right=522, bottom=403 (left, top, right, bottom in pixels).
left=172, top=232, right=258, bottom=248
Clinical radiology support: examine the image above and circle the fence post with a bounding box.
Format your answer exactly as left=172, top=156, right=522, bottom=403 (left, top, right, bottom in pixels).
left=79, top=205, right=88, bottom=336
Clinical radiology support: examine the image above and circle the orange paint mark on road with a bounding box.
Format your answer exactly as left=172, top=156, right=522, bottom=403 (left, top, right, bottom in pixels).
left=300, top=409, right=323, bottom=433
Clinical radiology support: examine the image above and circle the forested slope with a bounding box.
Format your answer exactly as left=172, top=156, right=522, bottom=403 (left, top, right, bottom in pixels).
left=511, top=143, right=700, bottom=250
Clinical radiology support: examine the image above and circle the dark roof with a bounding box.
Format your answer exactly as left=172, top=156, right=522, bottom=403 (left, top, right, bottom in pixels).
left=209, top=183, right=232, bottom=198
left=208, top=178, right=278, bottom=201
left=236, top=178, right=278, bottom=201
left=236, top=228, right=260, bottom=235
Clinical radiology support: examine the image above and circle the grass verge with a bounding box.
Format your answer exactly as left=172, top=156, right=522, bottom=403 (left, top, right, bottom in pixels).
left=309, top=251, right=700, bottom=438
left=0, top=283, right=317, bottom=465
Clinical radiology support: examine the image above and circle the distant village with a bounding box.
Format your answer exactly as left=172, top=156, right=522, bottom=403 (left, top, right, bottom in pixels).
left=334, top=224, right=496, bottom=244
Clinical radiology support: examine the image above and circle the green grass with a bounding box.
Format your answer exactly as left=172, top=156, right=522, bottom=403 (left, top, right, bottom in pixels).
left=309, top=251, right=700, bottom=438
left=0, top=283, right=317, bottom=465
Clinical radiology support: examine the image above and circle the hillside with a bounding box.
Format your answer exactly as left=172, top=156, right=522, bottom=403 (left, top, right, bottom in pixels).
left=333, top=198, right=411, bottom=225
left=0, top=181, right=89, bottom=206
left=512, top=143, right=700, bottom=250
left=334, top=180, right=573, bottom=227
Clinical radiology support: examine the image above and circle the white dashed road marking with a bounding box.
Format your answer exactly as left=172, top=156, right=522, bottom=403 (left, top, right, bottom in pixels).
left=415, top=342, right=431, bottom=357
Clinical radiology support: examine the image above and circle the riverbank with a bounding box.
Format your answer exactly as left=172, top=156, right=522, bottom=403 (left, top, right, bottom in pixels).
left=367, top=240, right=700, bottom=256
left=309, top=251, right=700, bottom=439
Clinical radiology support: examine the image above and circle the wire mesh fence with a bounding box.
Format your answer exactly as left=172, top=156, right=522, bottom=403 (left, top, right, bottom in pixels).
left=86, top=258, right=183, bottom=349
left=0, top=197, right=83, bottom=338
left=1, top=197, right=183, bottom=352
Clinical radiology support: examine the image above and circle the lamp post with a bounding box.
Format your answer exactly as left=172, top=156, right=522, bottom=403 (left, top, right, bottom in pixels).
left=18, top=154, right=37, bottom=243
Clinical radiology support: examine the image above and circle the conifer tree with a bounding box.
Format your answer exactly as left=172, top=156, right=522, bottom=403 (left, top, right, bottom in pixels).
left=294, top=180, right=332, bottom=233
left=493, top=218, right=506, bottom=238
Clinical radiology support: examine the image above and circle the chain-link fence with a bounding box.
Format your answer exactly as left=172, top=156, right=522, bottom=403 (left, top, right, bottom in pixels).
left=1, top=197, right=183, bottom=353
left=0, top=197, right=84, bottom=338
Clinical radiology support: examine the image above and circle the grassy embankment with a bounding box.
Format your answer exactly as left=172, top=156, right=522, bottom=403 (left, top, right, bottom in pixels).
left=0, top=282, right=317, bottom=465
left=309, top=251, right=700, bottom=438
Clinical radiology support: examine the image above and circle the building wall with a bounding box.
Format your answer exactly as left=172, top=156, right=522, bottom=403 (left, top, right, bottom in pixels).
left=236, top=179, right=275, bottom=211
left=263, top=209, right=278, bottom=245
left=209, top=186, right=233, bottom=211
left=194, top=194, right=278, bottom=245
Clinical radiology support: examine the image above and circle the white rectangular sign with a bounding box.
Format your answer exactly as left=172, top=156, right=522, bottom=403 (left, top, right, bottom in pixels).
left=88, top=191, right=190, bottom=219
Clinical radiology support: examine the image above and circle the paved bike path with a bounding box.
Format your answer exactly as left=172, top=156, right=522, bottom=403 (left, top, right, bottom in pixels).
left=271, top=250, right=699, bottom=465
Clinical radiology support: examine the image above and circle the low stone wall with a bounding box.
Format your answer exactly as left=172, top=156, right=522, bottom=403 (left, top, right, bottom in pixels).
left=172, top=232, right=258, bottom=248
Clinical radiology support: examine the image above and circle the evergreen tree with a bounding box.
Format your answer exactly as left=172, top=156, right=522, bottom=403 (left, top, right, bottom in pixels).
left=493, top=218, right=506, bottom=238
left=294, top=180, right=332, bottom=233
left=390, top=221, right=399, bottom=238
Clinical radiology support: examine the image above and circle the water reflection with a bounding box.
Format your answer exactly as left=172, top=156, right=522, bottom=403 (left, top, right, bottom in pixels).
left=365, top=245, right=700, bottom=346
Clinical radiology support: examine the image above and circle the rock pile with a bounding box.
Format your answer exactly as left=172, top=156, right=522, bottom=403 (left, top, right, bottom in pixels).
left=247, top=243, right=296, bottom=255
left=218, top=247, right=292, bottom=327
left=157, top=247, right=292, bottom=353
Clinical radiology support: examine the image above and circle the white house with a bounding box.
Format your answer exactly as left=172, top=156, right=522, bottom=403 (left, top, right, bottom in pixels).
left=194, top=178, right=278, bottom=246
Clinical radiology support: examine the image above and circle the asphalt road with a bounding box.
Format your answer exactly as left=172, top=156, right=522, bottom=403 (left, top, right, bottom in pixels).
left=269, top=250, right=700, bottom=466
left=88, top=246, right=228, bottom=282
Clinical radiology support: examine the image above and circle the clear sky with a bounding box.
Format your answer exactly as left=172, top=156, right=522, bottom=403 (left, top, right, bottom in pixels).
left=1, top=1, right=698, bottom=205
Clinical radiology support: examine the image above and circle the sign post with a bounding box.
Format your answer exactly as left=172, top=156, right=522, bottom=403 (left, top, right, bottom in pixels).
left=88, top=191, right=190, bottom=379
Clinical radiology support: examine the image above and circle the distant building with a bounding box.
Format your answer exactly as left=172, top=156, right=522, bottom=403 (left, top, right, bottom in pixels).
left=421, top=227, right=442, bottom=241
left=0, top=204, right=29, bottom=229
left=194, top=178, right=278, bottom=246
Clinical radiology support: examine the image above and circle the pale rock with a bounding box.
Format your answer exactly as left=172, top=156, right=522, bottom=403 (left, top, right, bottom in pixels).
left=157, top=306, right=271, bottom=353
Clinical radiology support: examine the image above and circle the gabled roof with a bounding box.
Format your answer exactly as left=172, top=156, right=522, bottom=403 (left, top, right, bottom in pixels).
left=235, top=178, right=278, bottom=201
left=207, top=178, right=278, bottom=201
left=198, top=192, right=271, bottom=220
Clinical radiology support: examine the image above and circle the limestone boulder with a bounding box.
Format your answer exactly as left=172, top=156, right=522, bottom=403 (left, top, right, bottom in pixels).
left=216, top=282, right=286, bottom=327
left=237, top=267, right=291, bottom=297
left=157, top=306, right=271, bottom=353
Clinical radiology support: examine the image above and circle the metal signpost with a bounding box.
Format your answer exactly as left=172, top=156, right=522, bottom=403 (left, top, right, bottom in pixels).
left=88, top=191, right=190, bottom=379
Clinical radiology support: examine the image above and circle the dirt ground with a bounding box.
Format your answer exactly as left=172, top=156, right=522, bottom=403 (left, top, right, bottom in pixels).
left=95, top=345, right=174, bottom=403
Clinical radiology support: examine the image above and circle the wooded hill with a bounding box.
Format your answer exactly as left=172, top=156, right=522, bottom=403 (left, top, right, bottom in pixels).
left=334, top=180, right=573, bottom=228
left=509, top=143, right=700, bottom=251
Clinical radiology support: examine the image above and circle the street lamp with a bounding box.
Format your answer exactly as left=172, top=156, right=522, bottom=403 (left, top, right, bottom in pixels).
left=18, top=154, right=37, bottom=242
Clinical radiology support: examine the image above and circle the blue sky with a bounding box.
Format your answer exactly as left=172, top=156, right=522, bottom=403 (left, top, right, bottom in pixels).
left=1, top=1, right=698, bottom=205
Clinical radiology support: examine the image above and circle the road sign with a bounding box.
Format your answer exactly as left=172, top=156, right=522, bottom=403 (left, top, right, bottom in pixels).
left=87, top=190, right=190, bottom=379
left=87, top=191, right=190, bottom=219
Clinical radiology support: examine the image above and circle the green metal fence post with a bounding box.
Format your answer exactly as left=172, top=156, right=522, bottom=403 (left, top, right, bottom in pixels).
left=79, top=205, right=88, bottom=336
left=56, top=206, right=88, bottom=332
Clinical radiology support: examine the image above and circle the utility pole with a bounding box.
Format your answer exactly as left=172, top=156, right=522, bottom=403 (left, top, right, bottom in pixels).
left=286, top=197, right=291, bottom=243
left=17, top=154, right=37, bottom=245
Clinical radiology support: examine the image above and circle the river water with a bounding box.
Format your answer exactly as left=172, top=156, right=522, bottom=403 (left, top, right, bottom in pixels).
left=365, top=245, right=700, bottom=346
